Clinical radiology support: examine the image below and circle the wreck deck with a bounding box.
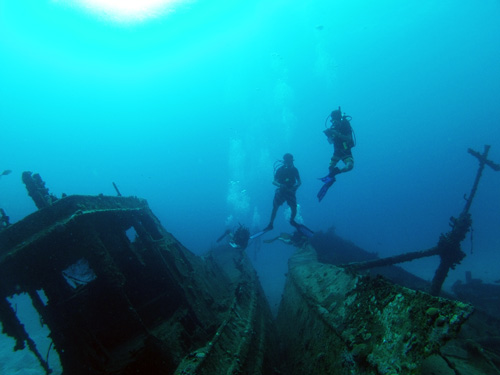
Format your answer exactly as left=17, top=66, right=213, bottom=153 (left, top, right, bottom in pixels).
left=277, top=244, right=474, bottom=375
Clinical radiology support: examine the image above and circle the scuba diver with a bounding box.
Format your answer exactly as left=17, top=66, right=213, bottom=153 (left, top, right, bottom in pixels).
left=317, top=107, right=356, bottom=202
left=217, top=224, right=250, bottom=250
left=250, top=153, right=313, bottom=240
left=264, top=153, right=301, bottom=232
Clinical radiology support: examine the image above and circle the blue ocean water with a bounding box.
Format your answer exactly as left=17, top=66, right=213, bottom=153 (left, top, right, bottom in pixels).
left=1, top=0, right=499, bottom=373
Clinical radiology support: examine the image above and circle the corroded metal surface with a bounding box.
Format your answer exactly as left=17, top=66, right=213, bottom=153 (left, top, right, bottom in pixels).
left=277, top=245, right=474, bottom=375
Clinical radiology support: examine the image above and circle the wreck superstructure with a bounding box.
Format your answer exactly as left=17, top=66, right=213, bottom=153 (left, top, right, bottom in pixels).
left=0, top=191, right=278, bottom=374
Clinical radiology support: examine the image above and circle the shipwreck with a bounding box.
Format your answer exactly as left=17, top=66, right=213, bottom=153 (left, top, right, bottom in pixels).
left=0, top=145, right=498, bottom=374
left=0, top=173, right=279, bottom=375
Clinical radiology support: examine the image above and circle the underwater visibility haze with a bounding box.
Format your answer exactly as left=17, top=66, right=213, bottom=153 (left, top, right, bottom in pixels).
left=1, top=0, right=500, bottom=373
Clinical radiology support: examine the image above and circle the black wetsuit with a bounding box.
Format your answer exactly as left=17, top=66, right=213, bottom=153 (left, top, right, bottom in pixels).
left=332, top=118, right=354, bottom=159
left=273, top=165, right=300, bottom=210
left=318, top=117, right=354, bottom=201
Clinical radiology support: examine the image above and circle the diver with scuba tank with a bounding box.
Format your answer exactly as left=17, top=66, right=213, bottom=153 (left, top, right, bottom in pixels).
left=318, top=107, right=356, bottom=201
left=249, top=153, right=314, bottom=240
left=265, top=153, right=301, bottom=231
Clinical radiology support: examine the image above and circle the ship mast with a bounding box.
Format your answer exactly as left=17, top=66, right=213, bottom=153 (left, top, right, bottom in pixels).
left=343, top=145, right=500, bottom=295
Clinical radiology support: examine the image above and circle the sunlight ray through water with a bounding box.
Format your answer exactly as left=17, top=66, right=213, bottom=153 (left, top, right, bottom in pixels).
left=56, top=0, right=190, bottom=23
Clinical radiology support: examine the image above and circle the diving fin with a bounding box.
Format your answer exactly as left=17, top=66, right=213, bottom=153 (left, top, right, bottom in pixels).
left=263, top=236, right=280, bottom=244
left=216, top=229, right=231, bottom=243
left=296, top=224, right=314, bottom=238
left=319, top=175, right=335, bottom=183
left=290, top=221, right=315, bottom=238
left=317, top=179, right=335, bottom=202
left=319, top=167, right=340, bottom=182
left=250, top=228, right=271, bottom=240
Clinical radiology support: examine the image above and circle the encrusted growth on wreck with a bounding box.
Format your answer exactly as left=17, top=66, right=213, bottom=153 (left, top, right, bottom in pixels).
left=277, top=245, right=474, bottom=375
left=21, top=171, right=59, bottom=209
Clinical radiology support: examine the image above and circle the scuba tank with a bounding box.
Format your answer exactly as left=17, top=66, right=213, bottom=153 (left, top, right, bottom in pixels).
left=323, top=107, right=356, bottom=148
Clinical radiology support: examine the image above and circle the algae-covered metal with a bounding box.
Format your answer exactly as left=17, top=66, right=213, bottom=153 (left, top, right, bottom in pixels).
left=277, top=245, right=474, bottom=375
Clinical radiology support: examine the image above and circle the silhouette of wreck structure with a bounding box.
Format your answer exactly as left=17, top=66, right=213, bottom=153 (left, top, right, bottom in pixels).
left=0, top=173, right=278, bottom=375
left=0, top=146, right=497, bottom=374
left=341, top=145, right=500, bottom=295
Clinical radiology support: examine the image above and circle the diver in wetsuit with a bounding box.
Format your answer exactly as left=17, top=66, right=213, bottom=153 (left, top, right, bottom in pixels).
left=217, top=224, right=250, bottom=250
left=264, top=153, right=301, bottom=231
left=318, top=107, right=355, bottom=201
